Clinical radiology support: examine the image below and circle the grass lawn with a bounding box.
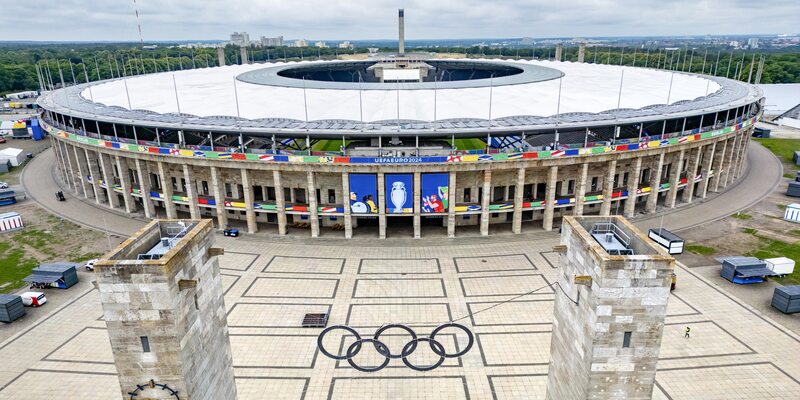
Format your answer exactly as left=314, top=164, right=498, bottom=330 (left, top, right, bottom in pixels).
left=0, top=242, right=38, bottom=294
left=311, top=140, right=350, bottom=152
left=0, top=213, right=108, bottom=294
left=744, top=232, right=800, bottom=286
left=755, top=138, right=799, bottom=177
left=452, top=138, right=486, bottom=151
left=685, top=243, right=717, bottom=256
left=731, top=212, right=752, bottom=220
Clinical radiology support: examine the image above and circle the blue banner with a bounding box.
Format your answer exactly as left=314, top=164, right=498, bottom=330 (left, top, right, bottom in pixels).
left=385, top=174, right=414, bottom=214
left=349, top=174, right=378, bottom=214
left=421, top=173, right=449, bottom=213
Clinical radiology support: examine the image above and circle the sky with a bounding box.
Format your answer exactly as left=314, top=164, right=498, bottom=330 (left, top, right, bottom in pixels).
left=1, top=0, right=798, bottom=42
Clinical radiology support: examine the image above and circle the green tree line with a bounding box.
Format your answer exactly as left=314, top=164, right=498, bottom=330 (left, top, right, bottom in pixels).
left=1, top=42, right=798, bottom=96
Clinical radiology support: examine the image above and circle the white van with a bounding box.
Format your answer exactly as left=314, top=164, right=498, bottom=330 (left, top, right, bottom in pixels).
left=20, top=292, right=47, bottom=307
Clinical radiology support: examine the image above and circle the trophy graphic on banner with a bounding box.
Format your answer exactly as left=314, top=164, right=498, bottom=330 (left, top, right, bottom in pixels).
left=390, top=181, right=407, bottom=213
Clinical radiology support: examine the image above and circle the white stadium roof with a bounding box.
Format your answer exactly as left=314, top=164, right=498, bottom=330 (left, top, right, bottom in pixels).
left=82, top=59, right=721, bottom=123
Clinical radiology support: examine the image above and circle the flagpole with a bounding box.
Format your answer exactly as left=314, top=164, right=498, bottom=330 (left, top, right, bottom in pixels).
left=233, top=77, right=241, bottom=118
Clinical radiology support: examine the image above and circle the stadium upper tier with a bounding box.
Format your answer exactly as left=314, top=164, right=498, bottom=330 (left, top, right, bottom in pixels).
left=38, top=59, right=761, bottom=137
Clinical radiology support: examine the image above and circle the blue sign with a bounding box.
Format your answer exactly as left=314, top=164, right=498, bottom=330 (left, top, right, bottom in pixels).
left=349, top=174, right=377, bottom=214
left=385, top=174, right=413, bottom=214
left=421, top=173, right=449, bottom=213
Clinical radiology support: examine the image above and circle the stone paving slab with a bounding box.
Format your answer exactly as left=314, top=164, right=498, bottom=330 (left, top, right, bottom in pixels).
left=1, top=233, right=799, bottom=399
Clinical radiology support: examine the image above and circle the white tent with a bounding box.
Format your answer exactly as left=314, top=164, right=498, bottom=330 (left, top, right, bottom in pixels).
left=0, top=121, right=13, bottom=136
left=0, top=148, right=24, bottom=166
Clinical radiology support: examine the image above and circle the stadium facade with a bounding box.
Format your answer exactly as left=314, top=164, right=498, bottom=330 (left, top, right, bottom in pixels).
left=38, top=53, right=762, bottom=238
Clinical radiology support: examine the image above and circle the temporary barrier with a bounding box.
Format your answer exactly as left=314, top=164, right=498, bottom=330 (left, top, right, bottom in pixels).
left=648, top=228, right=684, bottom=255
left=784, top=203, right=800, bottom=222
left=0, top=211, right=22, bottom=232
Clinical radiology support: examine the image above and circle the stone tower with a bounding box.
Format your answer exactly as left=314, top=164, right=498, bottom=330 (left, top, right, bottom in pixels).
left=546, top=216, right=674, bottom=400
left=95, top=219, right=237, bottom=400
left=398, top=9, right=405, bottom=56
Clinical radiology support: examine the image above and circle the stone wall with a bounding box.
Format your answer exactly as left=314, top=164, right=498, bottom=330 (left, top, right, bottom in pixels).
left=95, top=220, right=237, bottom=400
left=546, top=216, right=674, bottom=400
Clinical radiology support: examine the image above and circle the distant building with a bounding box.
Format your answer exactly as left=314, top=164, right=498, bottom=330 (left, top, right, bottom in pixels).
left=261, top=36, right=284, bottom=47
left=315, top=41, right=328, bottom=48
left=230, top=32, right=250, bottom=46
left=338, top=41, right=353, bottom=50
left=293, top=39, right=309, bottom=47
left=747, top=37, right=759, bottom=49
left=729, top=40, right=740, bottom=49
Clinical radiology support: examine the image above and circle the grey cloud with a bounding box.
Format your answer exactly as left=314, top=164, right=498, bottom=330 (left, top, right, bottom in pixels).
left=0, top=0, right=797, bottom=41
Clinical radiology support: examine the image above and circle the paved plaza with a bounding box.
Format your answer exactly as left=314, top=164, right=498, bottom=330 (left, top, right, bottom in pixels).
left=1, top=232, right=798, bottom=399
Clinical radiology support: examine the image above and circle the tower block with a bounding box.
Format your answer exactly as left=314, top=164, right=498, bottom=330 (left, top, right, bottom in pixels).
left=546, top=216, right=675, bottom=400
left=95, top=219, right=237, bottom=400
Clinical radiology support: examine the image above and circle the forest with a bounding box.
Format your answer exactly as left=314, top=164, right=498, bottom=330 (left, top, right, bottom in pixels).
left=1, top=42, right=798, bottom=95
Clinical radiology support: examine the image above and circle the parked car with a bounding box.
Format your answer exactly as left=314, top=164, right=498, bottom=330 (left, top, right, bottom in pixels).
left=0, top=182, right=8, bottom=189
left=84, top=258, right=99, bottom=271
left=223, top=228, right=239, bottom=237
left=20, top=292, right=47, bottom=307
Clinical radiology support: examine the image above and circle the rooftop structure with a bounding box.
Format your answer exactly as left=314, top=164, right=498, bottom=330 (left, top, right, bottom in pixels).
left=547, top=216, right=675, bottom=399
left=94, top=219, right=236, bottom=400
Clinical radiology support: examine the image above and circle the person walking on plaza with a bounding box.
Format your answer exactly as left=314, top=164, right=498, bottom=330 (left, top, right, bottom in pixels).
left=685, top=326, right=691, bottom=338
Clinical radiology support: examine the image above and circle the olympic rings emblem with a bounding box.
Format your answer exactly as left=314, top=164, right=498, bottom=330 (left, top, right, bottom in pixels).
left=317, top=323, right=474, bottom=372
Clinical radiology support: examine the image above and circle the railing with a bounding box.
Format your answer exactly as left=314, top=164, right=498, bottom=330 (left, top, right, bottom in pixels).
left=44, top=111, right=754, bottom=159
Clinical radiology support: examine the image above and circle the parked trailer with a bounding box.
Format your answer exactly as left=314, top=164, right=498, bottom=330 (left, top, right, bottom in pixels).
left=765, top=257, right=795, bottom=276
left=720, top=257, right=780, bottom=284
left=771, top=286, right=800, bottom=314
left=0, top=212, right=23, bottom=232
left=0, top=191, right=16, bottom=206
left=648, top=228, right=684, bottom=255
left=0, top=294, right=26, bottom=322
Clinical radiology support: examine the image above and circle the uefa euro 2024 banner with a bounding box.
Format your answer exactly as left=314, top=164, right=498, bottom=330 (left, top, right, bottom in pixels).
left=421, top=173, right=449, bottom=213
left=349, top=174, right=378, bottom=214
left=385, top=174, right=414, bottom=214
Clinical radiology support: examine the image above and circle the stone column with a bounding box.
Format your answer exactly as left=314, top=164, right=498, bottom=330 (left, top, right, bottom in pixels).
left=646, top=153, right=665, bottom=213
left=210, top=166, right=228, bottom=230
left=578, top=43, right=586, bottom=62
left=543, top=166, right=558, bottom=231
left=413, top=172, right=421, bottom=239
left=574, top=163, right=588, bottom=216
left=711, top=139, right=728, bottom=192
left=73, top=148, right=91, bottom=198
left=342, top=172, right=352, bottom=239
left=600, top=160, right=617, bottom=216
left=217, top=47, right=226, bottom=66
left=134, top=159, right=155, bottom=218
left=307, top=171, right=319, bottom=238
left=183, top=165, right=200, bottom=219
left=52, top=138, right=69, bottom=187
left=666, top=150, right=685, bottom=208
left=447, top=172, right=457, bottom=238
left=735, top=132, right=750, bottom=178
left=63, top=143, right=80, bottom=193
left=378, top=173, right=387, bottom=239
left=512, top=168, right=525, bottom=234
left=623, top=157, right=642, bottom=217
left=698, top=142, right=717, bottom=199
left=241, top=168, right=257, bottom=234
left=115, top=156, right=135, bottom=213
left=157, top=161, right=177, bottom=219
left=98, top=152, right=119, bottom=209
left=84, top=149, right=106, bottom=203
left=274, top=170, right=286, bottom=235
left=480, top=170, right=491, bottom=236
left=724, top=135, right=739, bottom=186
left=681, top=147, right=702, bottom=203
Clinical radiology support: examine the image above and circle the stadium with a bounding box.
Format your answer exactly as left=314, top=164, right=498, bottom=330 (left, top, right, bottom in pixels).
left=37, top=36, right=763, bottom=238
